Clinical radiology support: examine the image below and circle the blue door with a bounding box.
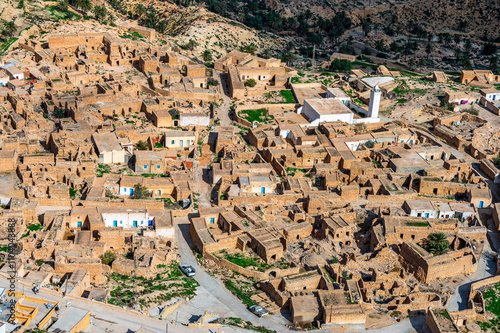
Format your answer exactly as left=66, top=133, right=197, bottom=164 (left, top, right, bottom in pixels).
left=130, top=188, right=134, bottom=195
left=77, top=222, right=82, bottom=228
left=261, top=187, right=265, bottom=194
left=479, top=201, right=484, bottom=208
left=425, top=213, right=429, bottom=218
left=210, top=218, right=215, bottom=224
left=113, top=220, right=118, bottom=227
left=133, top=221, right=138, bottom=227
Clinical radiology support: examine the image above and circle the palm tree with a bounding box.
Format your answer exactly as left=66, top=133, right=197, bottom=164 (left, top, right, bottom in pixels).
left=202, top=49, right=212, bottom=62
left=418, top=58, right=425, bottom=72
left=261, top=49, right=271, bottom=59
left=58, top=0, right=69, bottom=12
left=157, top=20, right=167, bottom=34
left=281, top=51, right=295, bottom=66
left=425, top=232, right=449, bottom=255
left=360, top=17, right=372, bottom=37
left=78, top=0, right=92, bottom=11
left=134, top=4, right=146, bottom=18
left=3, top=21, right=16, bottom=35
left=408, top=58, right=416, bottom=70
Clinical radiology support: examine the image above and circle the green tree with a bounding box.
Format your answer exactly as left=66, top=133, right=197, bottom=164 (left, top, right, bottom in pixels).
left=360, top=17, right=372, bottom=37
left=425, top=232, right=449, bottom=255
left=186, top=39, right=199, bottom=51
left=157, top=20, right=168, bottom=33
left=482, top=42, right=498, bottom=56
left=78, top=0, right=92, bottom=11
left=58, top=0, right=69, bottom=12
left=329, top=59, right=352, bottom=72
left=92, top=5, right=108, bottom=23
left=135, top=140, right=150, bottom=150
left=134, top=4, right=146, bottom=18
left=3, top=21, right=16, bottom=35
left=244, top=79, right=256, bottom=87
left=54, top=108, right=66, bottom=119
left=202, top=49, right=213, bottom=62
left=280, top=51, right=295, bottom=66
left=261, top=49, right=272, bottom=59
left=133, top=184, right=151, bottom=199
left=240, top=43, right=256, bottom=55
left=425, top=43, right=432, bottom=59
left=207, top=78, right=219, bottom=87
left=100, top=251, right=116, bottom=265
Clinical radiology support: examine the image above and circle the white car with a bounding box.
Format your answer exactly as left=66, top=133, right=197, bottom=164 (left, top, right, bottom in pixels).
left=249, top=305, right=269, bottom=317
left=179, top=265, right=196, bottom=277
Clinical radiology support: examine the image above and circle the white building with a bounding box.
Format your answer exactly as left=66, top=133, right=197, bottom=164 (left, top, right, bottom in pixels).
left=163, top=130, right=196, bottom=149
left=326, top=87, right=350, bottom=105
left=179, top=113, right=210, bottom=127
left=368, top=85, right=381, bottom=119
left=97, top=207, right=174, bottom=238
left=403, top=200, right=438, bottom=218
left=299, top=98, right=354, bottom=126
left=5, top=66, right=24, bottom=80
left=480, top=88, right=500, bottom=102
left=403, top=200, right=477, bottom=220
left=100, top=207, right=151, bottom=228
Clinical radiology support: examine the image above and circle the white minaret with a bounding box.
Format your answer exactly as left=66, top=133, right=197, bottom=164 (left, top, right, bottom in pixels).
left=368, top=85, right=381, bottom=119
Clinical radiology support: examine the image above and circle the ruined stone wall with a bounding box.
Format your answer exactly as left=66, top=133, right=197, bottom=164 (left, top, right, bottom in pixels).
left=418, top=179, right=470, bottom=197
left=54, top=261, right=110, bottom=276
left=229, top=193, right=302, bottom=206
left=75, top=199, right=163, bottom=210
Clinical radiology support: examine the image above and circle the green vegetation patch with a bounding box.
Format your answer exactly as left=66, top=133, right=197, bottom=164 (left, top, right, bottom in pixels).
left=47, top=5, right=81, bottom=20
left=223, top=252, right=272, bottom=272
left=224, top=280, right=257, bottom=307
left=120, top=31, right=145, bottom=41
left=219, top=317, right=277, bottom=333
left=479, top=282, right=500, bottom=331
left=406, top=221, right=430, bottom=227
left=0, top=37, right=18, bottom=56
left=107, top=261, right=199, bottom=309
left=279, top=90, right=296, bottom=104
left=239, top=108, right=273, bottom=124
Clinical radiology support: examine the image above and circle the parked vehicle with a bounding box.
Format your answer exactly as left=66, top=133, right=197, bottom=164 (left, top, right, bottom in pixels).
left=249, top=305, right=269, bottom=317
left=179, top=265, right=196, bottom=277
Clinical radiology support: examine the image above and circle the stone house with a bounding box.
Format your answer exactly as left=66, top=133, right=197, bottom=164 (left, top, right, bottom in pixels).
left=92, top=132, right=127, bottom=164
left=163, top=130, right=196, bottom=149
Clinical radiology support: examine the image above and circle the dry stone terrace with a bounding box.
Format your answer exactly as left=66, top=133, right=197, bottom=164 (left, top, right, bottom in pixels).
left=0, top=17, right=499, bottom=333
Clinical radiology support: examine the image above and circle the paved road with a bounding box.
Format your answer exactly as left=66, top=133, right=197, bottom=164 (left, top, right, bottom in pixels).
left=174, top=218, right=427, bottom=333
left=174, top=218, right=291, bottom=332
left=0, top=277, right=254, bottom=333
left=447, top=218, right=499, bottom=311
left=214, top=71, right=232, bottom=127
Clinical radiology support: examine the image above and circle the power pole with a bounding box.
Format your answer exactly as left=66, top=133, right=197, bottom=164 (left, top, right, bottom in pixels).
left=312, top=44, right=316, bottom=69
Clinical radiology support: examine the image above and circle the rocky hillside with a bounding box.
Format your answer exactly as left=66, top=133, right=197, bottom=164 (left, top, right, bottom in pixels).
left=390, top=0, right=500, bottom=40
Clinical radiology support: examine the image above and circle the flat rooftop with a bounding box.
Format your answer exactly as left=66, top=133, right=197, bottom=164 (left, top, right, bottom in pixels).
left=49, top=307, right=90, bottom=332
left=305, top=98, right=353, bottom=116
